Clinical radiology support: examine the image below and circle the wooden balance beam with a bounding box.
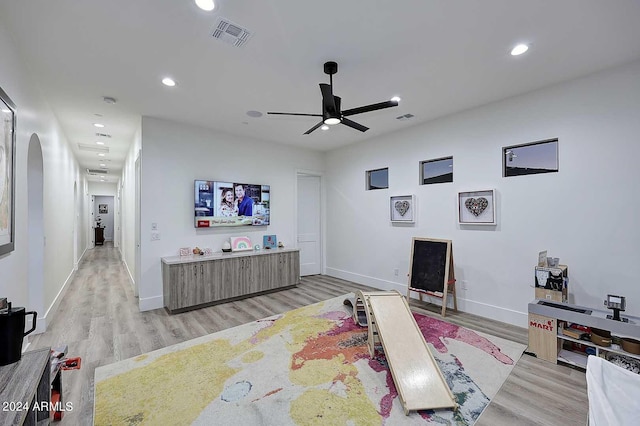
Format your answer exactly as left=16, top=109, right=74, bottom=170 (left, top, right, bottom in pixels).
left=355, top=290, right=457, bottom=415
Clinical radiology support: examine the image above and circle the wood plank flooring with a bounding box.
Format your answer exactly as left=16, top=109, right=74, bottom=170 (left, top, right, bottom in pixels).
left=27, top=244, right=588, bottom=425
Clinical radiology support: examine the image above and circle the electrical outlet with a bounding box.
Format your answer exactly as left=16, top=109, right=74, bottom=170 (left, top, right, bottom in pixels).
left=461, top=280, right=468, bottom=290
left=151, top=223, right=158, bottom=231
left=151, top=232, right=160, bottom=241
left=393, top=268, right=399, bottom=276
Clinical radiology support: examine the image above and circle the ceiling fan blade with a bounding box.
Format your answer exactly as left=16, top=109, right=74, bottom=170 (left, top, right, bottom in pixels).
left=267, top=112, right=322, bottom=117
left=342, top=100, right=398, bottom=117
left=341, top=117, right=369, bottom=132
left=319, top=83, right=336, bottom=114
left=304, top=121, right=325, bottom=135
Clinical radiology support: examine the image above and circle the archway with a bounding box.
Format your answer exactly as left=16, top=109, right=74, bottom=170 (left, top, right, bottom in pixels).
left=27, top=134, right=45, bottom=333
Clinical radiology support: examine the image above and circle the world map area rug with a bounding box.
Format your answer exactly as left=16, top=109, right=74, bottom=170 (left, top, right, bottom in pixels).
left=94, top=295, right=525, bottom=425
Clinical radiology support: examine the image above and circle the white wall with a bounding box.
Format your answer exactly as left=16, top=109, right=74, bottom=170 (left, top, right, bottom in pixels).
left=0, top=23, right=85, bottom=326
left=121, top=124, right=141, bottom=287
left=326, top=60, right=640, bottom=327
left=137, top=117, right=325, bottom=310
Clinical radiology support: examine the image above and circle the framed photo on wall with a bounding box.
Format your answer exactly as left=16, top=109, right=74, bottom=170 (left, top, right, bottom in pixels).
left=390, top=195, right=415, bottom=223
left=458, top=189, right=496, bottom=225
left=0, top=86, right=16, bottom=256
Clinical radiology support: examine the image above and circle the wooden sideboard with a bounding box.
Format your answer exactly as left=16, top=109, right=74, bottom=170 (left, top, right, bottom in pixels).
left=94, top=227, right=104, bottom=245
left=161, top=248, right=300, bottom=313
left=0, top=347, right=51, bottom=425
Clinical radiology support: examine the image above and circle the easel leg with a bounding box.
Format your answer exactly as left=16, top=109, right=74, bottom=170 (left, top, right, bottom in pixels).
left=450, top=282, right=458, bottom=312
left=441, top=288, right=448, bottom=317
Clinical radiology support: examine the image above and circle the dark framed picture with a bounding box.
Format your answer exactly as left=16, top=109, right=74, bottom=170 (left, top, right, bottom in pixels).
left=0, top=86, right=16, bottom=256
left=99, top=204, right=108, bottom=214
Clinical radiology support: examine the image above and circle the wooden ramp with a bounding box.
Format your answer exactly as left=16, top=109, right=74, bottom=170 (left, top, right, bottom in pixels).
left=356, top=290, right=457, bottom=415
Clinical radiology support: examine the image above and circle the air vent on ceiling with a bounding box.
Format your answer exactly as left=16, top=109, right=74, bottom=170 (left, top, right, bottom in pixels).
left=78, top=143, right=109, bottom=153
left=396, top=113, right=415, bottom=121
left=211, top=17, right=252, bottom=47
left=95, top=132, right=112, bottom=138
left=87, top=168, right=108, bottom=175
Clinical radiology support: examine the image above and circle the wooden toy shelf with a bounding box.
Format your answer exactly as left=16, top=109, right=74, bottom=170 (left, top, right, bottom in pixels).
left=528, top=300, right=640, bottom=370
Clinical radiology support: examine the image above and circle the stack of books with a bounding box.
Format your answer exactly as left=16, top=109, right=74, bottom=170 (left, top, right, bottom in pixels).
left=562, top=327, right=588, bottom=340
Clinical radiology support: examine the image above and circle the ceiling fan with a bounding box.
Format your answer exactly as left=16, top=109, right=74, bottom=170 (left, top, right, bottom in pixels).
left=267, top=61, right=399, bottom=135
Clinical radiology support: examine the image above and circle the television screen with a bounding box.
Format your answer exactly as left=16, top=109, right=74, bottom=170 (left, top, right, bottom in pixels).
left=195, top=180, right=270, bottom=228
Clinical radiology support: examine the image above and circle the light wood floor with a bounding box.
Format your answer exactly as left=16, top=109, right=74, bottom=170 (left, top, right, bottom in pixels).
left=28, top=244, right=588, bottom=425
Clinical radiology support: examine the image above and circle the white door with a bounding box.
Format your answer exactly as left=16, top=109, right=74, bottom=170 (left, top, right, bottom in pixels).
left=297, top=174, right=321, bottom=276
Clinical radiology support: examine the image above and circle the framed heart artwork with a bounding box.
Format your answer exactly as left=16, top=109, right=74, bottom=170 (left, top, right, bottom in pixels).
left=390, top=195, right=415, bottom=223
left=458, top=189, right=496, bottom=225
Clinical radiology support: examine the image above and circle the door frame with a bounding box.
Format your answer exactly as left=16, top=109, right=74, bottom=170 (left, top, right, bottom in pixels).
left=295, top=169, right=325, bottom=275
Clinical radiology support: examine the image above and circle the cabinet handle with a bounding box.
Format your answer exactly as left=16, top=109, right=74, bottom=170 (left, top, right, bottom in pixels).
left=201, top=264, right=204, bottom=274
left=194, top=265, right=198, bottom=276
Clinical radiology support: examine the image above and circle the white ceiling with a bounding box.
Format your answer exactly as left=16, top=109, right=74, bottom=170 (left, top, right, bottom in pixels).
left=2, top=0, right=640, bottom=183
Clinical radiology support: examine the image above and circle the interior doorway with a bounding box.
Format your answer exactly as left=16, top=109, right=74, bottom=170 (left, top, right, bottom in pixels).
left=94, top=195, right=115, bottom=244
left=27, top=134, right=45, bottom=333
left=296, top=172, right=322, bottom=276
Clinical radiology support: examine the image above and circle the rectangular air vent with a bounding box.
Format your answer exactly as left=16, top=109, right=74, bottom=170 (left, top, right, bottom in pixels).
left=87, top=168, right=108, bottom=175
left=95, top=132, right=112, bottom=138
left=78, top=143, right=109, bottom=153
left=396, top=113, right=415, bottom=121
left=211, top=17, right=252, bottom=47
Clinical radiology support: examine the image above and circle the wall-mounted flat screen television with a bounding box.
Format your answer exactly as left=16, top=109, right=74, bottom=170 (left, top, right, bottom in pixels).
left=195, top=180, right=270, bottom=228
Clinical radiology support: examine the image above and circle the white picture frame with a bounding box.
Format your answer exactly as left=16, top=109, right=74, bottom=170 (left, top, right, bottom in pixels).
left=458, top=189, right=496, bottom=225
left=390, top=195, right=415, bottom=223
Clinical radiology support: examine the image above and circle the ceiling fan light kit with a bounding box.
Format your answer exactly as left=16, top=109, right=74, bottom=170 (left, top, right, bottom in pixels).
left=267, top=61, right=399, bottom=135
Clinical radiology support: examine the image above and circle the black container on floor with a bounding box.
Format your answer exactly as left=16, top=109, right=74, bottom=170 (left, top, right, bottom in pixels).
left=0, top=303, right=37, bottom=366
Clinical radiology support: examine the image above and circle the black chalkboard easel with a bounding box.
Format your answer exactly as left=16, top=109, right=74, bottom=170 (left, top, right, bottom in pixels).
left=407, top=237, right=457, bottom=317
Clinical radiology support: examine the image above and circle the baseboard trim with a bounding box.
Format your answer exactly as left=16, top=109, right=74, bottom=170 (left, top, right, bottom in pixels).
left=123, top=259, right=135, bottom=293
left=325, top=267, right=527, bottom=327
left=139, top=295, right=163, bottom=312
left=35, top=267, right=76, bottom=334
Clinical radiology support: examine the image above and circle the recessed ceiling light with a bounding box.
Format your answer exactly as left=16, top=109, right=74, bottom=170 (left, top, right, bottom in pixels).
left=93, top=123, right=105, bottom=128
left=321, top=125, right=329, bottom=131
left=391, top=96, right=401, bottom=102
left=246, top=110, right=263, bottom=118
left=98, top=153, right=105, bottom=157
left=96, top=141, right=105, bottom=145
left=195, top=0, right=215, bottom=11
left=100, top=163, right=106, bottom=167
left=511, top=43, right=529, bottom=56
left=1, top=108, right=10, bottom=113
left=162, top=77, right=177, bottom=87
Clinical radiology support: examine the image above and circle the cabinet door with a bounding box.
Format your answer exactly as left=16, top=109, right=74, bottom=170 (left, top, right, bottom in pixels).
left=200, top=259, right=223, bottom=303
left=220, top=257, right=244, bottom=299
left=252, top=253, right=272, bottom=291
left=175, top=263, right=199, bottom=309
left=276, top=251, right=300, bottom=288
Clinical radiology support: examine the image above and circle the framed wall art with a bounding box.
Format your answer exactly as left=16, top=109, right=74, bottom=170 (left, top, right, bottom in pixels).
left=263, top=234, right=277, bottom=249
left=458, top=189, right=496, bottom=225
left=390, top=195, right=415, bottom=223
left=0, top=86, right=16, bottom=256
